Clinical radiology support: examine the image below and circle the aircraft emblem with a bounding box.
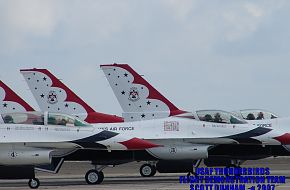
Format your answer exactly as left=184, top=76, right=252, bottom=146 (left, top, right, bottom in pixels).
left=47, top=90, right=58, bottom=104
left=169, top=147, right=177, bottom=154
left=9, top=151, right=18, bottom=158
left=128, top=87, right=140, bottom=102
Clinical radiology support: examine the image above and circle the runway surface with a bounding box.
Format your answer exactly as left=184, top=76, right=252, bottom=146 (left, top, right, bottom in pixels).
left=1, top=157, right=290, bottom=189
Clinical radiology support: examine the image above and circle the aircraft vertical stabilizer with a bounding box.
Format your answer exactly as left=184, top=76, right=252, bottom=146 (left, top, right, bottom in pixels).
left=0, top=80, right=34, bottom=113
left=100, top=64, right=191, bottom=121
left=20, top=69, right=123, bottom=123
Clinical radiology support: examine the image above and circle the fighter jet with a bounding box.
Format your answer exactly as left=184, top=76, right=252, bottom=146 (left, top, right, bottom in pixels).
left=0, top=110, right=160, bottom=188
left=100, top=64, right=290, bottom=173
left=21, top=67, right=290, bottom=181
left=0, top=80, right=159, bottom=188
left=0, top=79, right=149, bottom=185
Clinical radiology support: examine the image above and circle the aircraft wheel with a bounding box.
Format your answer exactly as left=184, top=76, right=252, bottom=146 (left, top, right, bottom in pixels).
left=28, top=178, right=40, bottom=189
left=85, top=169, right=104, bottom=184
left=140, top=164, right=156, bottom=177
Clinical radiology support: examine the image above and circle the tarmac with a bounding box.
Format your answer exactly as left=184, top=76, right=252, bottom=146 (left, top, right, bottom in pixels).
left=1, top=157, right=290, bottom=190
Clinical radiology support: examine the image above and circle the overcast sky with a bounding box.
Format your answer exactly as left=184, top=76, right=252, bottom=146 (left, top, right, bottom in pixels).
left=0, top=0, right=290, bottom=117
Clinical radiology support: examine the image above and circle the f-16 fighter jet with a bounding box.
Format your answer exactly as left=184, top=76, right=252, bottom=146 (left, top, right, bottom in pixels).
left=20, top=67, right=290, bottom=182
left=100, top=64, right=290, bottom=173
left=0, top=80, right=159, bottom=189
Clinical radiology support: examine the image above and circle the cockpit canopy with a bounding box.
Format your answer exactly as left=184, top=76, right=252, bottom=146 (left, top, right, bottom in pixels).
left=233, top=109, right=278, bottom=120
left=0, top=111, right=90, bottom=127
left=196, top=110, right=247, bottom=124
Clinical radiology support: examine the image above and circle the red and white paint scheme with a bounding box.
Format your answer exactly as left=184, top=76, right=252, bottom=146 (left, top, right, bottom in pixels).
left=16, top=64, right=290, bottom=184
left=21, top=67, right=283, bottom=147
left=0, top=78, right=162, bottom=188
left=0, top=110, right=159, bottom=188
left=21, top=64, right=290, bottom=149
left=99, top=64, right=290, bottom=146
left=0, top=111, right=157, bottom=152
left=19, top=65, right=290, bottom=185
left=21, top=66, right=290, bottom=147
left=0, top=80, right=34, bottom=113
left=20, top=69, right=123, bottom=123
left=100, top=64, right=192, bottom=122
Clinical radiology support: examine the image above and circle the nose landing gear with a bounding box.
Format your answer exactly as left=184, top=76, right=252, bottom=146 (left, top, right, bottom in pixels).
left=85, top=165, right=107, bottom=184
left=139, top=163, right=156, bottom=177
left=28, top=178, right=40, bottom=189
left=85, top=169, right=104, bottom=184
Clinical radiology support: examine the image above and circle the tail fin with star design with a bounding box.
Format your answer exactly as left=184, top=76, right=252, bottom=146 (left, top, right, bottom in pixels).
left=0, top=80, right=34, bottom=113
left=100, top=64, right=192, bottom=122
left=20, top=69, right=124, bottom=123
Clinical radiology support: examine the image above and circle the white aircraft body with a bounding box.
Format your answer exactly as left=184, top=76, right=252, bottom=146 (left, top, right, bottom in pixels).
left=99, top=64, right=290, bottom=143
left=20, top=68, right=290, bottom=147
left=20, top=67, right=290, bottom=180
left=0, top=81, right=160, bottom=188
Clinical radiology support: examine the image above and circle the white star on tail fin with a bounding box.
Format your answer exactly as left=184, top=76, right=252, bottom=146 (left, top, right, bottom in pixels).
left=100, top=64, right=189, bottom=122
left=20, top=69, right=123, bottom=123
left=0, top=80, right=34, bottom=113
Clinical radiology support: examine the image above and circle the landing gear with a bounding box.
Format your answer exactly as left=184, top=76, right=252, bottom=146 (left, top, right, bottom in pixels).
left=28, top=178, right=40, bottom=189
left=225, top=160, right=243, bottom=176
left=191, top=159, right=202, bottom=176
left=226, top=160, right=243, bottom=170
left=140, top=164, right=156, bottom=177
left=85, top=169, right=104, bottom=184
left=85, top=164, right=108, bottom=185
left=186, top=159, right=202, bottom=177
left=229, top=159, right=243, bottom=167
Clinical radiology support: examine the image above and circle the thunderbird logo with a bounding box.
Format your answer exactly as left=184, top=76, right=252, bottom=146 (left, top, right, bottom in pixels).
left=169, top=147, right=177, bottom=154
left=128, top=87, right=140, bottom=102
left=47, top=90, right=58, bottom=104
